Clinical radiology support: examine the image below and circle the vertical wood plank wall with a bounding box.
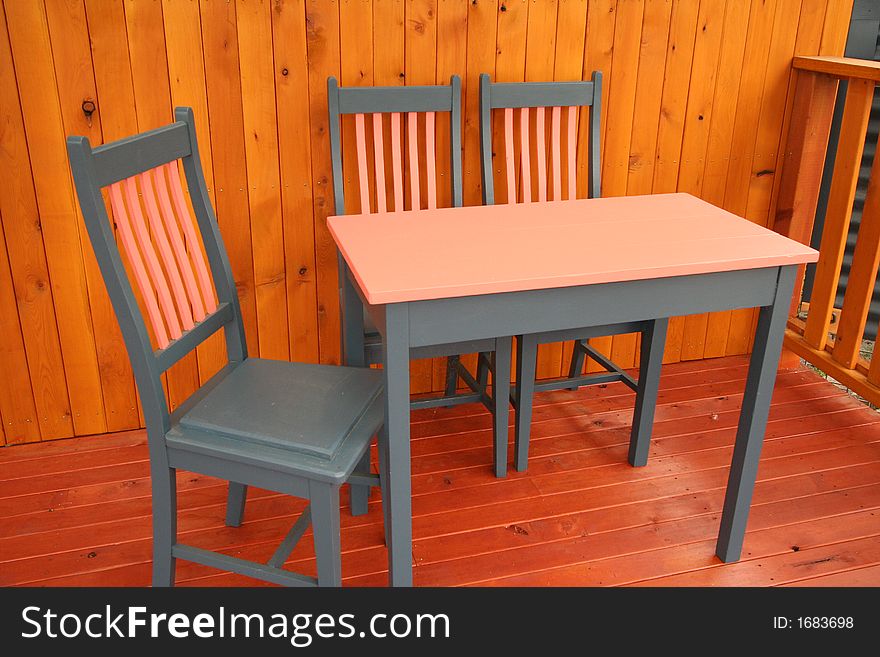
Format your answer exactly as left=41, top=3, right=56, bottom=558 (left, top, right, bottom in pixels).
left=0, top=0, right=852, bottom=445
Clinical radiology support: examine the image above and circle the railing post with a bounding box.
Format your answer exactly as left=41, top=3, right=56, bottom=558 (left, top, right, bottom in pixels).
left=772, top=70, right=838, bottom=316
left=778, top=56, right=880, bottom=408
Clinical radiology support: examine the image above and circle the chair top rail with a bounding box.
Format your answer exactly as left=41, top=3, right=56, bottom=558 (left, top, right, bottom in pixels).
left=485, top=78, right=597, bottom=109
left=793, top=56, right=880, bottom=82
left=331, top=76, right=460, bottom=114
left=89, top=122, right=192, bottom=188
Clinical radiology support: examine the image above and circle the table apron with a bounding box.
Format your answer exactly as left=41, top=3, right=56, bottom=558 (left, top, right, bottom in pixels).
left=392, top=267, right=781, bottom=348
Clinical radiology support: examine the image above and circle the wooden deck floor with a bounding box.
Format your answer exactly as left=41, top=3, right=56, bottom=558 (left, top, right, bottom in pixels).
left=2, top=355, right=880, bottom=587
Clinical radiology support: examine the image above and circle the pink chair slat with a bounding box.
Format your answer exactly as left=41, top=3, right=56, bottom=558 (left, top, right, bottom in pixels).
left=390, top=112, right=404, bottom=212
left=153, top=166, right=207, bottom=321
left=123, top=177, right=182, bottom=340
left=520, top=107, right=532, bottom=203
left=354, top=113, right=371, bottom=214
left=504, top=108, right=516, bottom=205
left=567, top=106, right=577, bottom=201
left=108, top=183, right=170, bottom=348
left=535, top=107, right=547, bottom=203
left=407, top=112, right=420, bottom=210
left=425, top=111, right=437, bottom=210
left=372, top=113, right=387, bottom=213
left=165, top=162, right=217, bottom=313
left=139, top=170, right=195, bottom=330
left=551, top=106, right=562, bottom=202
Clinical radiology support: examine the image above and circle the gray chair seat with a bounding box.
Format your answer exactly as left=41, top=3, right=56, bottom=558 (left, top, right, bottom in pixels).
left=169, top=359, right=384, bottom=483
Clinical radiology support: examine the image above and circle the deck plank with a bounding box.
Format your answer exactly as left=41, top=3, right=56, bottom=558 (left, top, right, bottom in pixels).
left=780, top=563, right=880, bottom=586
left=1, top=358, right=877, bottom=587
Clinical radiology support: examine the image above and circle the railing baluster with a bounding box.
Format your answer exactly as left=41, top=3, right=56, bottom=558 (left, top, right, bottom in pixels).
left=802, top=79, right=875, bottom=350
left=868, top=341, right=880, bottom=386
left=832, top=149, right=880, bottom=368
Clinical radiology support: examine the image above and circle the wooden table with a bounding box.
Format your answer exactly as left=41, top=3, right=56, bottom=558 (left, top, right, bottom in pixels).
left=329, top=192, right=819, bottom=587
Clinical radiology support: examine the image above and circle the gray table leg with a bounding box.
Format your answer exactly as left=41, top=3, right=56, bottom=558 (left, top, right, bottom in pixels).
left=514, top=333, right=539, bottom=472
left=493, top=336, right=512, bottom=478
left=628, top=318, right=669, bottom=467
left=383, top=303, right=413, bottom=586
left=716, top=266, right=796, bottom=562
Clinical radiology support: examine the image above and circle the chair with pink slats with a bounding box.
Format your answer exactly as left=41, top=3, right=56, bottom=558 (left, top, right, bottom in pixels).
left=68, top=108, right=386, bottom=586
left=328, top=76, right=512, bottom=479
left=477, top=72, right=669, bottom=472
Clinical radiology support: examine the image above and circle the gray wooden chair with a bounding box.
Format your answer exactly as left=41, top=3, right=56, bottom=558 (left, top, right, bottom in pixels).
left=477, top=73, right=669, bottom=471
left=67, top=107, right=386, bottom=587
left=328, top=76, right=513, bottom=478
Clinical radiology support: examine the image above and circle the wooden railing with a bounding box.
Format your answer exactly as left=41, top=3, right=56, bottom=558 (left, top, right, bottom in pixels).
left=774, top=56, right=880, bottom=405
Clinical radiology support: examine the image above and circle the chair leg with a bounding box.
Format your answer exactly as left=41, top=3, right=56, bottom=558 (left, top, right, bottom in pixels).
left=567, top=340, right=587, bottom=391
left=628, top=318, right=669, bottom=467
left=349, top=450, right=371, bottom=517
left=476, top=351, right=491, bottom=393
left=151, top=465, right=178, bottom=587
left=225, top=482, right=248, bottom=527
left=377, top=425, right=391, bottom=547
left=444, top=355, right=460, bottom=398
left=514, top=334, right=539, bottom=472
left=310, top=481, right=343, bottom=587
left=492, top=337, right=512, bottom=478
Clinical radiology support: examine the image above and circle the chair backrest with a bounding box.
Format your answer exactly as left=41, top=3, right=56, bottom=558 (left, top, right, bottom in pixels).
left=67, top=107, right=247, bottom=439
left=327, top=76, right=462, bottom=215
left=479, top=72, right=602, bottom=205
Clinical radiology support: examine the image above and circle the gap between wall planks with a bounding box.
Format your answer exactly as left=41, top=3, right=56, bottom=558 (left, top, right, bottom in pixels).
left=675, top=0, right=727, bottom=361
left=0, top=0, right=851, bottom=444
left=650, top=0, right=701, bottom=362
left=405, top=0, right=440, bottom=394
left=432, top=0, right=470, bottom=391
left=527, top=0, right=564, bottom=380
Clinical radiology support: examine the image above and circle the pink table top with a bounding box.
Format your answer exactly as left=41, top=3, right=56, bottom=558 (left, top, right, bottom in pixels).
left=328, top=193, right=819, bottom=306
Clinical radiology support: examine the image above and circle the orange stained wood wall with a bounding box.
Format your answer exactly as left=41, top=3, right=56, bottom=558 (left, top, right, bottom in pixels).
left=0, top=0, right=853, bottom=445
